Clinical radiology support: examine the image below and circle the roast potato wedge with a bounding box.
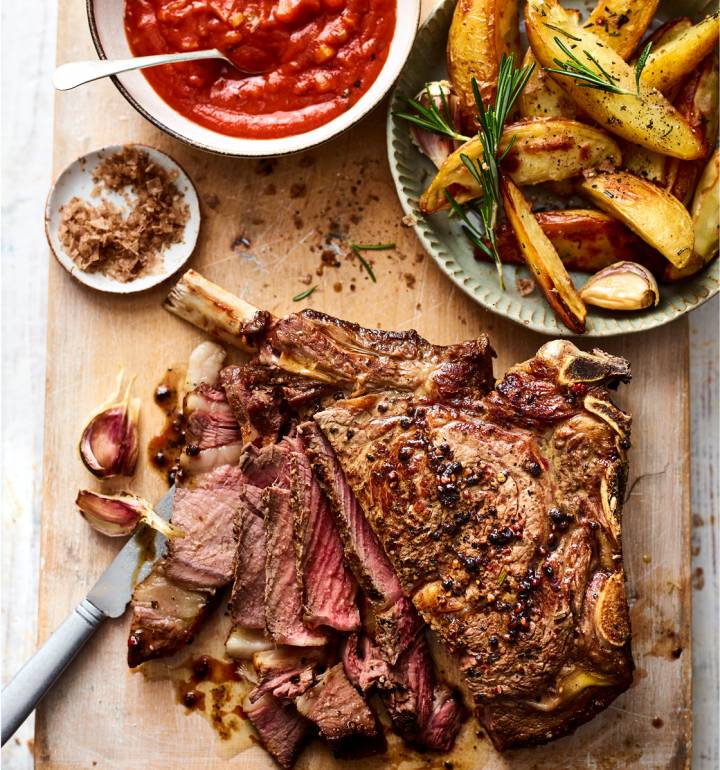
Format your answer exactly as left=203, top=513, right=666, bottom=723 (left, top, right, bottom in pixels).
left=664, top=150, right=720, bottom=281
left=420, top=118, right=621, bottom=214
left=500, top=176, right=586, bottom=333
left=447, top=0, right=520, bottom=131
left=641, top=16, right=693, bottom=56
left=692, top=149, right=720, bottom=264
left=579, top=171, right=695, bottom=269
left=492, top=209, right=665, bottom=275
left=640, top=14, right=720, bottom=95
left=585, top=0, right=659, bottom=59
left=519, top=0, right=656, bottom=120
left=665, top=55, right=719, bottom=206
left=525, top=0, right=705, bottom=160
left=519, top=47, right=578, bottom=119
left=622, top=144, right=667, bottom=184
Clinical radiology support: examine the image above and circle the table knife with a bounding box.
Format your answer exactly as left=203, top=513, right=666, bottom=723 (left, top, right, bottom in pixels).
left=1, top=487, right=175, bottom=746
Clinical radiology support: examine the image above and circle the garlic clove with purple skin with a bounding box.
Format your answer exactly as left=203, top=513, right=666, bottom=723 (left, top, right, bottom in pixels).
left=409, top=81, right=463, bottom=169
left=79, top=372, right=140, bottom=478
left=579, top=262, right=660, bottom=311
left=76, top=489, right=184, bottom=539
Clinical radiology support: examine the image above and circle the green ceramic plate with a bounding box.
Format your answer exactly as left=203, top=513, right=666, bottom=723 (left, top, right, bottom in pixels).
left=386, top=0, right=719, bottom=337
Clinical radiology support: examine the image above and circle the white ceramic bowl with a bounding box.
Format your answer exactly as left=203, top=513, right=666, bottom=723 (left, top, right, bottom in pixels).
left=87, top=0, right=420, bottom=157
left=46, top=144, right=200, bottom=293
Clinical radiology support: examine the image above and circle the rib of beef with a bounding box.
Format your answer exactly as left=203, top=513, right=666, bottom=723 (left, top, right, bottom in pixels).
left=153, top=271, right=635, bottom=753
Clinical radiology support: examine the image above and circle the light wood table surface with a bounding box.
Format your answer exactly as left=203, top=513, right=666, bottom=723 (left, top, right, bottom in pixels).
left=1, top=1, right=717, bottom=767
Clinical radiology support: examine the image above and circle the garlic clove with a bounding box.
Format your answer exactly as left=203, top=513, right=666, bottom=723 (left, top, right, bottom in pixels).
left=579, top=261, right=660, bottom=311
left=76, top=489, right=184, bottom=539
left=408, top=81, right=463, bottom=169
left=79, top=372, right=140, bottom=478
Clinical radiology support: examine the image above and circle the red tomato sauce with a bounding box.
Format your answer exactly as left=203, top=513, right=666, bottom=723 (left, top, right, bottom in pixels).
left=124, top=0, right=396, bottom=139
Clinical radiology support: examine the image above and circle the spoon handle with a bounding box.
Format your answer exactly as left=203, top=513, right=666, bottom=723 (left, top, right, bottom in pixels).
left=52, top=49, right=224, bottom=91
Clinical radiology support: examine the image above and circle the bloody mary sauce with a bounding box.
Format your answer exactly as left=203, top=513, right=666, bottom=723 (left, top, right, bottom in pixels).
left=124, top=0, right=397, bottom=139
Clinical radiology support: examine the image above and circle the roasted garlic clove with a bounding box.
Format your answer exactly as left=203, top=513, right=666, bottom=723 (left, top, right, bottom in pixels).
left=409, top=81, right=463, bottom=169
left=76, top=489, right=183, bottom=539
left=79, top=372, right=140, bottom=478
left=579, top=262, right=660, bottom=311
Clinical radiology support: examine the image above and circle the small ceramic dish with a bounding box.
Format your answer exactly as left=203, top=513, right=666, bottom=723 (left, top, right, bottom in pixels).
left=86, top=0, right=421, bottom=158
left=45, top=144, right=201, bottom=294
left=387, top=0, right=719, bottom=337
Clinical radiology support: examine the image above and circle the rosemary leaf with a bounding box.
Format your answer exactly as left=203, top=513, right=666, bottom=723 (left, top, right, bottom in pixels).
left=634, top=41, right=653, bottom=94
left=351, top=242, right=396, bottom=251
left=393, top=88, right=469, bottom=143
left=547, top=37, right=633, bottom=96
left=542, top=22, right=581, bottom=41
left=292, top=286, right=317, bottom=302
left=350, top=246, right=379, bottom=282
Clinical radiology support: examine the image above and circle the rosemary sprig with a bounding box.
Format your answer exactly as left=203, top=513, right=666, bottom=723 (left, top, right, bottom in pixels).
left=634, top=41, right=653, bottom=94
left=447, top=53, right=535, bottom=288
left=349, top=243, right=392, bottom=283
left=292, top=286, right=317, bottom=302
left=545, top=37, right=633, bottom=95
left=393, top=86, right=470, bottom=143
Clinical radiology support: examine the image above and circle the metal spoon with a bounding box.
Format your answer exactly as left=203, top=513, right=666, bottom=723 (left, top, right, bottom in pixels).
left=52, top=48, right=237, bottom=91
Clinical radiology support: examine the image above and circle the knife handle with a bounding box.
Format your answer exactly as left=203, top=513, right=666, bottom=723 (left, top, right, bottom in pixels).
left=1, top=598, right=106, bottom=746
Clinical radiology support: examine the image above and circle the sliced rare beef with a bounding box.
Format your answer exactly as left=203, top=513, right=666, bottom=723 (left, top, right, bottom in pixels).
left=263, top=485, right=328, bottom=647
left=314, top=340, right=634, bottom=749
left=298, top=422, right=402, bottom=607
left=299, top=422, right=421, bottom=664
left=250, top=647, right=326, bottom=703
left=128, top=342, right=242, bottom=666
left=228, top=487, right=265, bottom=629
left=424, top=684, right=467, bottom=752
left=164, top=464, right=245, bottom=589
left=295, top=663, right=386, bottom=758
left=289, top=442, right=360, bottom=634
left=244, top=694, right=310, bottom=769
left=184, top=383, right=243, bottom=450
left=341, top=630, right=464, bottom=751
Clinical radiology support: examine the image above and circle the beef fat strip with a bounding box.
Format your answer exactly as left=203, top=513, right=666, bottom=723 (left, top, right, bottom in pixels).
left=164, top=270, right=634, bottom=750
left=128, top=342, right=244, bottom=666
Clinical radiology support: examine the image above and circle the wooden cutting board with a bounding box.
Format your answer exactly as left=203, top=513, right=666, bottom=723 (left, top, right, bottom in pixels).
left=35, top=1, right=691, bottom=767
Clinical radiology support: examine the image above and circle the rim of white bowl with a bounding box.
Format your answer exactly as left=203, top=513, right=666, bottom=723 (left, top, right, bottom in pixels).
left=86, top=0, right=420, bottom=157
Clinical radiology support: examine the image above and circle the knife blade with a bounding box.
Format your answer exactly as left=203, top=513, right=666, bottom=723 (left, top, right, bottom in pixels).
left=1, top=486, right=175, bottom=745
left=87, top=486, right=175, bottom=616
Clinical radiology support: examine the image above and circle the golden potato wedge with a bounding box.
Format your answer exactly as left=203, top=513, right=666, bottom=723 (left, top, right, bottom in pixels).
left=492, top=209, right=666, bottom=275
left=420, top=118, right=621, bottom=214
left=525, top=0, right=705, bottom=160
left=665, top=150, right=720, bottom=281
left=665, top=55, right=719, bottom=206
left=692, top=149, right=720, bottom=263
left=519, top=47, right=578, bottom=119
left=585, top=0, right=659, bottom=59
left=640, top=16, right=693, bottom=54
left=579, top=171, right=695, bottom=268
left=519, top=1, right=655, bottom=120
left=640, top=14, right=720, bottom=95
left=619, top=17, right=695, bottom=184
left=447, top=0, right=520, bottom=131
left=622, top=143, right=667, bottom=184
left=500, top=176, right=586, bottom=333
